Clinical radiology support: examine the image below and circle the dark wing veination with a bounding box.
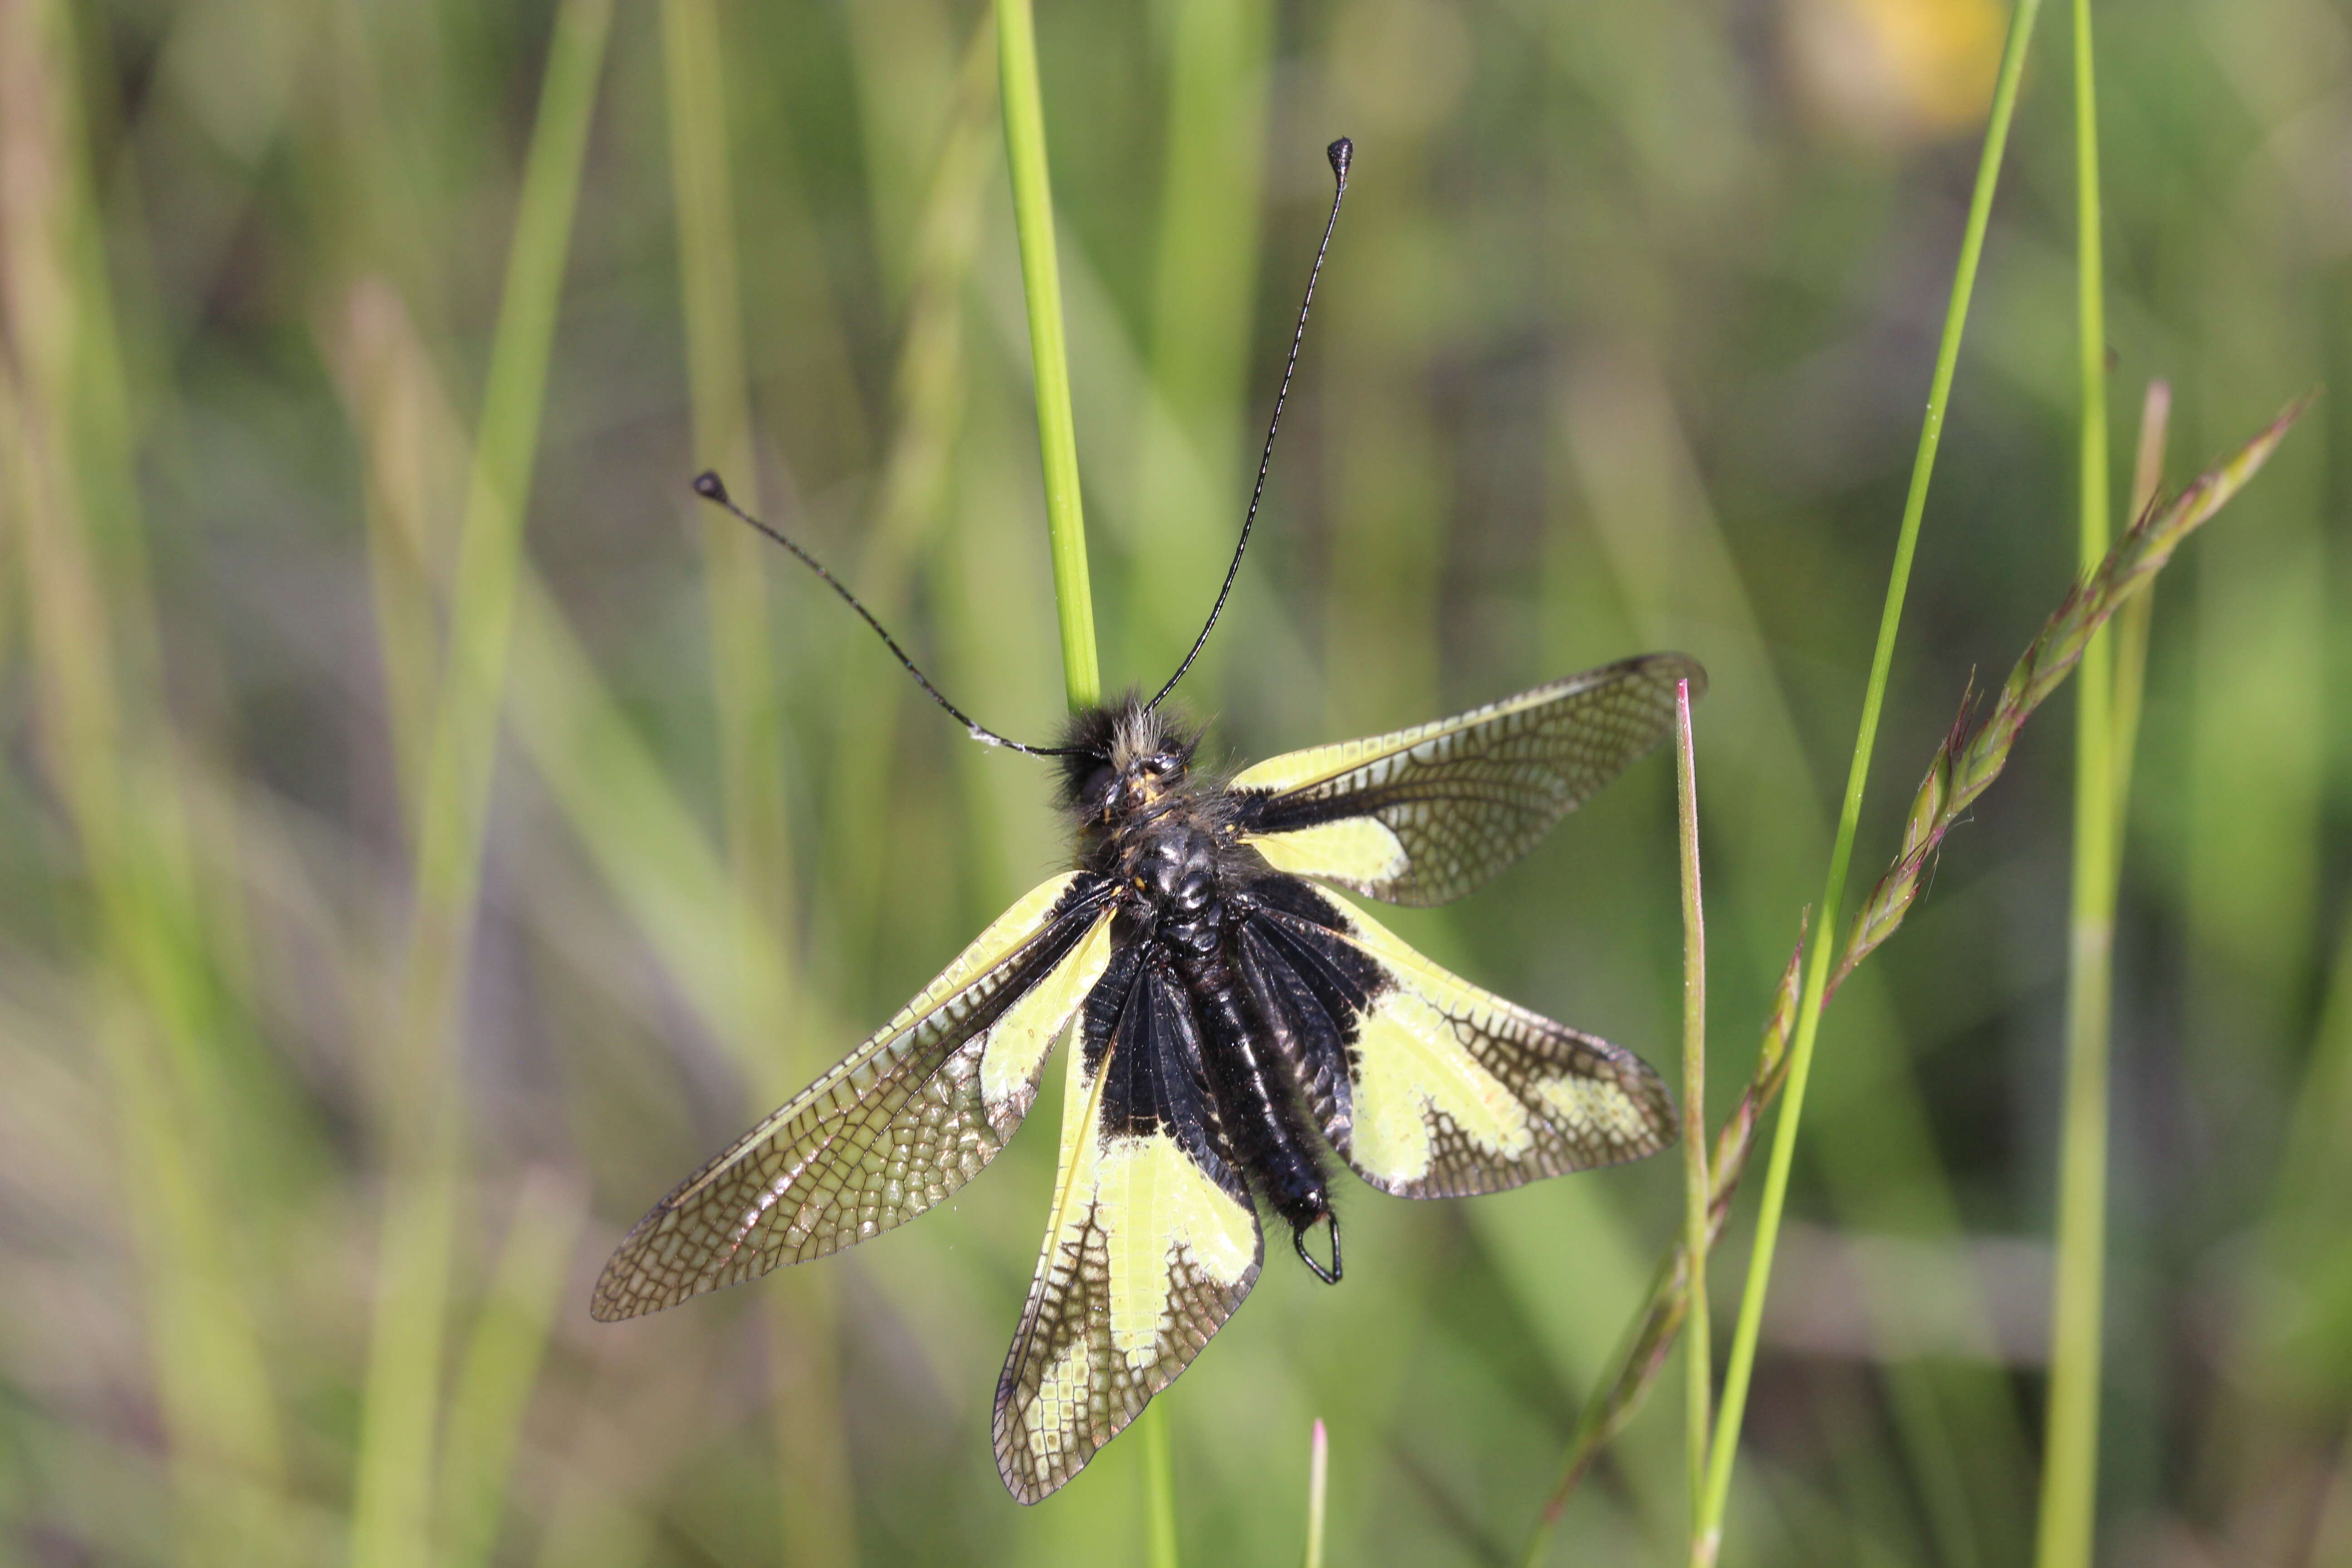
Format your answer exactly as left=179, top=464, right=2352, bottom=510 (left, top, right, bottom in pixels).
left=1239, top=876, right=1674, bottom=1200
left=1228, top=652, right=1703, bottom=905
left=592, top=872, right=1117, bottom=1322
left=994, top=938, right=1263, bottom=1503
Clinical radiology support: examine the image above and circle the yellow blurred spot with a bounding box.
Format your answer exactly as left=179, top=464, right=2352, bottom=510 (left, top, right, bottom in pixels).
left=1789, top=0, right=2008, bottom=142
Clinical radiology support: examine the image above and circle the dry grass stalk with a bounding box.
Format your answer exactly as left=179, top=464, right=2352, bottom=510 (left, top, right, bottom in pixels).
left=1525, top=394, right=2308, bottom=1536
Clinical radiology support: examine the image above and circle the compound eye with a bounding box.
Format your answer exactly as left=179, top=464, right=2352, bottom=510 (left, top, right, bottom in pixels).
left=1147, top=752, right=1180, bottom=777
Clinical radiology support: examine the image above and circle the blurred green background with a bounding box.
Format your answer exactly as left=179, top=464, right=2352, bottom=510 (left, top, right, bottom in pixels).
left=2, top=0, right=2347, bottom=1563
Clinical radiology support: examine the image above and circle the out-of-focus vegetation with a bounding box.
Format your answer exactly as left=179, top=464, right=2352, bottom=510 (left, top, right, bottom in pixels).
left=1, top=0, right=2344, bottom=1563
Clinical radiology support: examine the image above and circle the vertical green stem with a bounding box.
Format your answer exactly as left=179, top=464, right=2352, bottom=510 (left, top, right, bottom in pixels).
left=2037, top=0, right=2113, bottom=1560
left=659, top=5, right=858, bottom=1562
left=3, top=7, right=291, bottom=1560
left=1674, top=680, right=1712, bottom=1560
left=435, top=1174, right=584, bottom=1568
left=996, top=0, right=1098, bottom=709
left=995, top=0, right=1177, bottom=1553
left=1695, top=0, right=2045, bottom=1541
left=1303, top=1419, right=1329, bottom=1568
left=348, top=4, right=612, bottom=1564
left=1143, top=1392, right=1181, bottom=1568
left=1133, top=0, right=1272, bottom=673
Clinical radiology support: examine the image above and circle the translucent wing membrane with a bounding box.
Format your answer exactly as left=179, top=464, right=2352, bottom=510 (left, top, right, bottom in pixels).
left=995, top=945, right=1263, bottom=1503
left=592, top=873, right=1117, bottom=1322
left=1231, top=652, right=1703, bottom=905
left=1239, top=877, right=1674, bottom=1199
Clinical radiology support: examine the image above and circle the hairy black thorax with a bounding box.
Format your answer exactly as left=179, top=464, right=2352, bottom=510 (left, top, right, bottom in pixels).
left=1057, top=697, right=1343, bottom=1278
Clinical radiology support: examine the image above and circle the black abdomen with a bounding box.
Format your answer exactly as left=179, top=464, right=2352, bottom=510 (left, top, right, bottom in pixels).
left=1125, top=814, right=1334, bottom=1248
left=1171, top=920, right=1331, bottom=1236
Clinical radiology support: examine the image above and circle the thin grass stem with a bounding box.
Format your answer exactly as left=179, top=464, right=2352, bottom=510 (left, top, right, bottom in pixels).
left=1144, top=1393, right=1181, bottom=1568
left=993, top=0, right=1179, bottom=1549
left=1695, top=0, right=2047, bottom=1544
left=1515, top=393, right=2300, bottom=1568
left=657, top=8, right=859, bottom=1560
left=1303, top=1419, right=1329, bottom=1568
left=348, top=4, right=613, bottom=1564
left=2, top=9, right=294, bottom=1563
left=2037, top=1, right=2115, bottom=1557
left=1674, top=679, right=1711, bottom=1558
left=996, top=0, right=1099, bottom=709
left=1133, top=0, right=1272, bottom=676
left=435, top=1173, right=584, bottom=1568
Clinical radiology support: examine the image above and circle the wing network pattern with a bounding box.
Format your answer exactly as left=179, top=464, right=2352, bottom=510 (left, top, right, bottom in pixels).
left=1232, top=653, right=1702, bottom=905
left=994, top=941, right=1263, bottom=1503
left=1239, top=877, right=1675, bottom=1200
left=593, top=872, right=1116, bottom=1322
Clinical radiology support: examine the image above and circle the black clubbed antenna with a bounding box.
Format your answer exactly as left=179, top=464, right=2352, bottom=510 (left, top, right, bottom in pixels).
left=1145, top=135, right=1353, bottom=716
left=691, top=471, right=1074, bottom=756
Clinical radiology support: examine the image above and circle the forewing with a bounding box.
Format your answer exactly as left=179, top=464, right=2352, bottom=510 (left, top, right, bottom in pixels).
left=1230, top=652, right=1702, bottom=905
left=592, top=872, right=1117, bottom=1322
left=1241, top=877, right=1673, bottom=1199
left=994, top=941, right=1263, bottom=1503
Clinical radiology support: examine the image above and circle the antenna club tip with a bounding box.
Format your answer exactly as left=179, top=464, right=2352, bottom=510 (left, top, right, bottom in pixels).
left=691, top=470, right=730, bottom=504
left=1327, top=137, right=1352, bottom=183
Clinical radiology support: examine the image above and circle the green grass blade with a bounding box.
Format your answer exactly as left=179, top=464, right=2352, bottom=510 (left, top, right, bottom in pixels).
left=348, top=3, right=613, bottom=1564
left=1303, top=1419, right=1328, bottom=1568
left=2, top=8, right=295, bottom=1563
left=1544, top=348, right=2030, bottom=1562
left=662, top=0, right=789, bottom=954
left=821, top=20, right=1000, bottom=989
left=2036, top=0, right=2114, bottom=1558
left=1144, top=1393, right=1181, bottom=1568
left=659, top=7, right=861, bottom=1557
left=1675, top=679, right=1711, bottom=1556
left=1130, top=0, right=1272, bottom=680
left=992, top=0, right=1186, bottom=1549
left=436, top=1172, right=585, bottom=1568
left=996, top=0, right=1098, bottom=709
left=1696, top=0, right=2048, bottom=1544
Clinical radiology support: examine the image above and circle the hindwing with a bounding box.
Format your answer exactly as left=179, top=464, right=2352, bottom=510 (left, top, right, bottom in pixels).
left=1237, top=877, right=1674, bottom=1199
left=592, top=872, right=1117, bottom=1322
left=1230, top=653, right=1702, bottom=905
left=994, top=933, right=1263, bottom=1504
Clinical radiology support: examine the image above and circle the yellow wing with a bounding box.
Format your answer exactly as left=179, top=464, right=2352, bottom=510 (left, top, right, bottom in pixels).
left=1236, top=877, right=1674, bottom=1199
left=592, top=872, right=1117, bottom=1322
left=993, top=945, right=1262, bottom=1503
left=1231, top=653, right=1702, bottom=906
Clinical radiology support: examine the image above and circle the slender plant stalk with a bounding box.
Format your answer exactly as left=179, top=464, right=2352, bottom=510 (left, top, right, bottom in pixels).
left=3, top=9, right=292, bottom=1562
left=1517, top=936, right=1805, bottom=1568
left=1674, top=680, right=1712, bottom=1558
left=348, top=4, right=612, bottom=1565
left=657, top=8, right=860, bottom=1562
left=823, top=21, right=1001, bottom=979
left=1695, top=0, right=2047, bottom=1543
left=1516, top=397, right=2303, bottom=1568
left=1134, top=0, right=1273, bottom=671
left=995, top=0, right=1182, bottom=1550
left=435, top=1172, right=584, bottom=1568
left=660, top=0, right=791, bottom=995
left=1144, top=1391, right=1181, bottom=1568
left=997, top=0, right=1099, bottom=708
left=1835, top=399, right=2306, bottom=995
left=1303, top=1419, right=1329, bottom=1568
left=2038, top=0, right=2115, bottom=1557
